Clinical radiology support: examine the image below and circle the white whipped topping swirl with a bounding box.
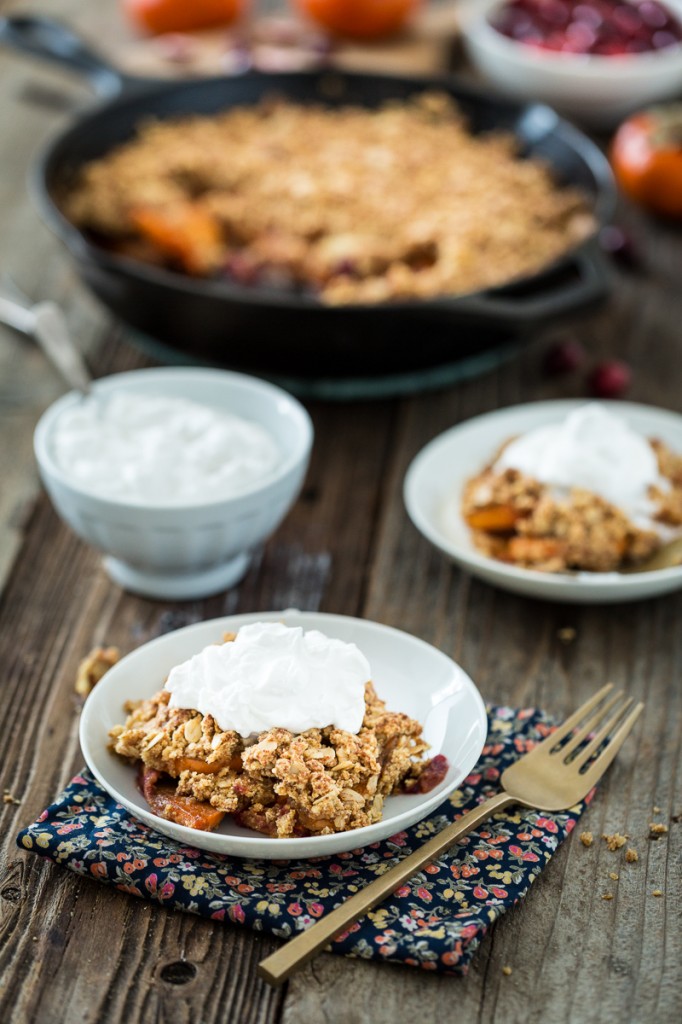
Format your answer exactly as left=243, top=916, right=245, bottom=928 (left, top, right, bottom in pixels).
left=494, top=404, right=667, bottom=523
left=52, top=391, right=279, bottom=505
left=165, top=622, right=370, bottom=737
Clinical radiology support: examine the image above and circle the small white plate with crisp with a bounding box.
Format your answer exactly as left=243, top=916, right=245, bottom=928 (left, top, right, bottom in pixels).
left=404, top=400, right=682, bottom=604
left=80, top=610, right=487, bottom=859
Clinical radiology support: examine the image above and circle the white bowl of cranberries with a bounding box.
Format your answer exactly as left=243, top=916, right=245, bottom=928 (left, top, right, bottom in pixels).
left=461, top=0, right=682, bottom=127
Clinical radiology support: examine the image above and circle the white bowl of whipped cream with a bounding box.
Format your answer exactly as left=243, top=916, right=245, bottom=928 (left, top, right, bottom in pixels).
left=34, top=367, right=313, bottom=599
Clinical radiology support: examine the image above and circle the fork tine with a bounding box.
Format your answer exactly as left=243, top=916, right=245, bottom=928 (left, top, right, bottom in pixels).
left=574, top=696, right=634, bottom=770
left=579, top=702, right=643, bottom=785
left=533, top=683, right=614, bottom=752
left=559, top=691, right=624, bottom=761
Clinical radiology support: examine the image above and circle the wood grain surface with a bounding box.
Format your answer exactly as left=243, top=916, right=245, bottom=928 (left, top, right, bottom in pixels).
left=0, top=2, right=680, bottom=1022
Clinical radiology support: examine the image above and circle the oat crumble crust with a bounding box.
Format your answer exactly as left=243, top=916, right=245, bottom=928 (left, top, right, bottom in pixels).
left=64, top=93, right=593, bottom=305
left=111, top=672, right=431, bottom=838
left=461, top=437, right=682, bottom=573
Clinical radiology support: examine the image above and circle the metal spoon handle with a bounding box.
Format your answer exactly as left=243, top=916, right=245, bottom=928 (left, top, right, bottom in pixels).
left=0, top=295, right=91, bottom=394
left=32, top=302, right=92, bottom=395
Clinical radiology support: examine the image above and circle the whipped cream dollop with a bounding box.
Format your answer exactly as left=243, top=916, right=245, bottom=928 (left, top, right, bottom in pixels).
left=494, top=404, right=667, bottom=522
left=165, top=622, right=371, bottom=737
left=52, top=391, right=279, bottom=505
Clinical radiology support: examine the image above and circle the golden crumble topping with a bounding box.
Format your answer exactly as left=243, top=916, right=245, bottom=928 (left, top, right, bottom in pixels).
left=111, top=661, right=443, bottom=838
left=64, top=92, right=592, bottom=305
left=461, top=437, right=682, bottom=573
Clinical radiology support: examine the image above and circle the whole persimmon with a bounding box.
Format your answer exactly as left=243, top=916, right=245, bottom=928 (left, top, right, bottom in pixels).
left=123, top=0, right=246, bottom=35
left=610, top=106, right=682, bottom=220
left=295, top=0, right=421, bottom=40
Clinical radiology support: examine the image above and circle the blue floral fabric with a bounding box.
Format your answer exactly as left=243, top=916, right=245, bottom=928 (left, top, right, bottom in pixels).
left=16, top=706, right=591, bottom=974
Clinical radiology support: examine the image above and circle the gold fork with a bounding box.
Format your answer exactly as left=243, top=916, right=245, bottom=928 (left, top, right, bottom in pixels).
left=258, top=683, right=643, bottom=986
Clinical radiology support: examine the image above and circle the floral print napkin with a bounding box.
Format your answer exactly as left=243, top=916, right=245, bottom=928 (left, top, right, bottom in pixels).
left=16, top=706, right=589, bottom=974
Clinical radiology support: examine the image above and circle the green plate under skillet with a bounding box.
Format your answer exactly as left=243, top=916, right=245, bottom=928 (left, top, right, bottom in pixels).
left=129, top=329, right=522, bottom=402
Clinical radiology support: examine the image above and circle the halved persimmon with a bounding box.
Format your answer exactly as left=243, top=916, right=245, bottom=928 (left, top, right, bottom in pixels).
left=295, top=0, right=421, bottom=40
left=123, top=0, right=245, bottom=35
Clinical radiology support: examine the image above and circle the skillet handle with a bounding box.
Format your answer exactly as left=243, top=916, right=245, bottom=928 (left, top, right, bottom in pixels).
left=447, top=239, right=611, bottom=328
left=0, top=15, right=131, bottom=98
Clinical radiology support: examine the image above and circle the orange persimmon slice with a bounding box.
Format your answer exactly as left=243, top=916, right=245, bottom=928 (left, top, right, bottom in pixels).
left=138, top=765, right=225, bottom=831
left=465, top=505, right=519, bottom=533
left=174, top=754, right=243, bottom=775
left=130, top=203, right=223, bottom=275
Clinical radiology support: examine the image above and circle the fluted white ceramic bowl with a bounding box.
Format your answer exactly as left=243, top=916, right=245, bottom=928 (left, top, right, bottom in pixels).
left=34, top=367, right=313, bottom=600
left=461, top=0, right=682, bottom=127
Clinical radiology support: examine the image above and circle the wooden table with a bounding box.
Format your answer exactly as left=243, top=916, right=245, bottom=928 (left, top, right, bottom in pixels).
left=0, top=1, right=679, bottom=1021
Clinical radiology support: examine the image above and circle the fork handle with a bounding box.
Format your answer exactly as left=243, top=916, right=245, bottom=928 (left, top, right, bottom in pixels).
left=258, top=790, right=516, bottom=986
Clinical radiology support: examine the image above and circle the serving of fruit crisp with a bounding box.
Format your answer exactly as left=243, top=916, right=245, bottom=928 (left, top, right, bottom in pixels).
left=109, top=623, right=448, bottom=837
left=461, top=404, right=682, bottom=573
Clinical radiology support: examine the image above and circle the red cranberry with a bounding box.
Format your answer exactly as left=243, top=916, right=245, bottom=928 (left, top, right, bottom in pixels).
left=652, top=28, right=680, bottom=46
left=611, top=5, right=644, bottom=35
left=574, top=4, right=604, bottom=28
left=544, top=336, right=587, bottom=374
left=598, top=226, right=640, bottom=271
left=589, top=360, right=632, bottom=398
left=638, top=1, right=669, bottom=28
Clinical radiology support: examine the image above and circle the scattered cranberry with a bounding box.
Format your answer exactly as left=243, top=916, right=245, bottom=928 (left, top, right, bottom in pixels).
left=598, top=225, right=641, bottom=271
left=589, top=359, right=632, bottom=397
left=544, top=336, right=587, bottom=374
left=490, top=0, right=682, bottom=56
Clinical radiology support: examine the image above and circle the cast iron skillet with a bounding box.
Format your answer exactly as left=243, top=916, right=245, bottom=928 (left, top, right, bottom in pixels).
left=1, top=15, right=616, bottom=378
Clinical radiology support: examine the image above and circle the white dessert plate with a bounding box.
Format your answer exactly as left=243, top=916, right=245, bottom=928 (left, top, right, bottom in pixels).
left=404, top=400, right=682, bottom=605
left=80, top=610, right=487, bottom=859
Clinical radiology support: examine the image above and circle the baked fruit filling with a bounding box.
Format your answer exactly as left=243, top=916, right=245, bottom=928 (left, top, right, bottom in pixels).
left=111, top=680, right=447, bottom=838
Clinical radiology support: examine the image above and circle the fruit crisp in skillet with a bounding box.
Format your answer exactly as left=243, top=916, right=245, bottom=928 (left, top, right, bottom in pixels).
left=65, top=92, right=593, bottom=305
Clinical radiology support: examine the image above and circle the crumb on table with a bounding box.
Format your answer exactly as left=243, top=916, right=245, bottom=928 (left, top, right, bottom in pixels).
left=625, top=848, right=639, bottom=863
left=602, top=832, right=628, bottom=851
left=75, top=646, right=120, bottom=697
left=580, top=831, right=594, bottom=847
